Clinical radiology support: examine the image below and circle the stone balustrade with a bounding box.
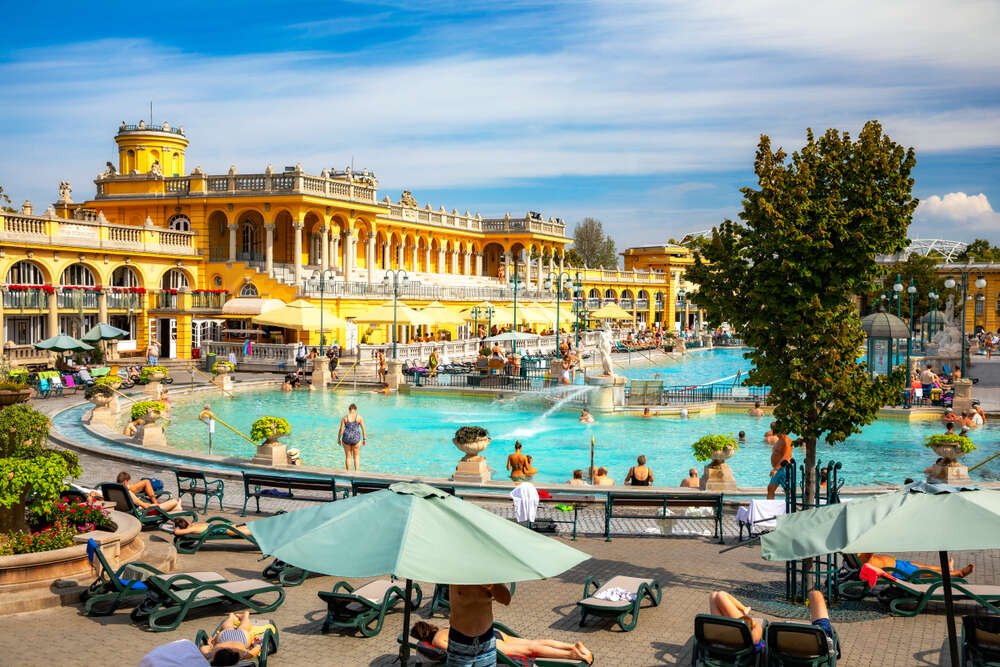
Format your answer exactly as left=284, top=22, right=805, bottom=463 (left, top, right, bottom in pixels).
left=0, top=211, right=196, bottom=255
left=378, top=201, right=568, bottom=239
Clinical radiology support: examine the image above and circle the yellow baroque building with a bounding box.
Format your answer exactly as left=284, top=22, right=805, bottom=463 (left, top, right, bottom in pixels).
left=1, top=120, right=694, bottom=363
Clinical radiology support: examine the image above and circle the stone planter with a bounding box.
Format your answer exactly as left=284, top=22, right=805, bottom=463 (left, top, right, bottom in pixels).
left=701, top=445, right=739, bottom=491
left=0, top=388, right=32, bottom=406
left=144, top=371, right=165, bottom=397
left=452, top=436, right=492, bottom=484
left=86, top=393, right=117, bottom=428
left=214, top=372, right=233, bottom=392
left=929, top=443, right=972, bottom=484
left=252, top=436, right=288, bottom=467
left=137, top=409, right=166, bottom=447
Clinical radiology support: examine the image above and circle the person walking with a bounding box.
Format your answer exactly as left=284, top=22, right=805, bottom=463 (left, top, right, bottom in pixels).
left=326, top=346, right=340, bottom=380
left=295, top=342, right=307, bottom=374
left=146, top=338, right=160, bottom=366
left=338, top=403, right=367, bottom=471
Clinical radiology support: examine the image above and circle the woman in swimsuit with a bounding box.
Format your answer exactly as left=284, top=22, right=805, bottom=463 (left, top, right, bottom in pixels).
left=624, top=455, right=653, bottom=486
left=338, top=403, right=367, bottom=471
left=172, top=517, right=251, bottom=537
left=411, top=621, right=593, bottom=664
left=199, top=611, right=272, bottom=664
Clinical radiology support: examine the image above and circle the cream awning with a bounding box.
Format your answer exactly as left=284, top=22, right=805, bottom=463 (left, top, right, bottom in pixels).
left=251, top=299, right=346, bottom=330
left=355, top=301, right=433, bottom=326
left=588, top=303, right=635, bottom=320
left=222, top=298, right=286, bottom=317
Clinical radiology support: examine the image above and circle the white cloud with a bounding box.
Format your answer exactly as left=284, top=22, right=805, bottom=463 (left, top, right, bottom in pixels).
left=915, top=192, right=1000, bottom=232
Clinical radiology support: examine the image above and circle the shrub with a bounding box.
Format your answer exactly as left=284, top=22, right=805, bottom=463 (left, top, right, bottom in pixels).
left=33, top=496, right=115, bottom=533
left=94, top=375, right=120, bottom=386
left=2, top=519, right=75, bottom=554
left=454, top=426, right=489, bottom=444
left=84, top=384, right=114, bottom=400
left=925, top=433, right=976, bottom=454
left=130, top=401, right=165, bottom=421
left=212, top=360, right=235, bottom=374
left=691, top=433, right=739, bottom=462
left=140, top=366, right=168, bottom=381
left=251, top=416, right=291, bottom=443
left=0, top=382, right=29, bottom=392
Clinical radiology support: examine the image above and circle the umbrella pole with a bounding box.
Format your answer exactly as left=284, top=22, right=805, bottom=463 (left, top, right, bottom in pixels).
left=399, top=578, right=413, bottom=667
left=939, top=550, right=959, bottom=666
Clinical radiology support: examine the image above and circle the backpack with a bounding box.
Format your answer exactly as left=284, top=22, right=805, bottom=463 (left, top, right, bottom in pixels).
left=141, top=477, right=164, bottom=494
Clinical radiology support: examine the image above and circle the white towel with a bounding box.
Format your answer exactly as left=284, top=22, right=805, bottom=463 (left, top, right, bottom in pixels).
left=594, top=587, right=636, bottom=602
left=510, top=482, right=539, bottom=523
left=138, top=640, right=210, bottom=666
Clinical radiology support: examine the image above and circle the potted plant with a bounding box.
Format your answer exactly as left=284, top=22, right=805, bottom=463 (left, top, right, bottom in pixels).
left=0, top=381, right=32, bottom=406
left=251, top=416, right=291, bottom=445
left=140, top=366, right=168, bottom=383
left=692, top=433, right=739, bottom=466
left=84, top=383, right=114, bottom=408
left=94, top=374, right=121, bottom=390
left=212, top=360, right=235, bottom=375
left=131, top=400, right=166, bottom=425
left=453, top=426, right=491, bottom=461
left=924, top=433, right=976, bottom=467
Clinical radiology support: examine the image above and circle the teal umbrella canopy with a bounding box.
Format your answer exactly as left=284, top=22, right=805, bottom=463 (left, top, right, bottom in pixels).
left=82, top=323, right=130, bottom=342
left=32, top=334, right=94, bottom=352
left=249, top=482, right=590, bottom=584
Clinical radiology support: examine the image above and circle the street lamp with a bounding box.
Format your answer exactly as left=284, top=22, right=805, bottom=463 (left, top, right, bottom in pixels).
left=506, top=269, right=522, bottom=353
left=383, top=269, right=409, bottom=360
left=925, top=288, right=939, bottom=351
left=545, top=270, right=573, bottom=357
left=906, top=278, right=916, bottom=375
left=315, top=269, right=337, bottom=354
left=943, top=270, right=986, bottom=378
left=470, top=304, right=494, bottom=339
left=893, top=274, right=903, bottom=318
left=678, top=283, right=687, bottom=335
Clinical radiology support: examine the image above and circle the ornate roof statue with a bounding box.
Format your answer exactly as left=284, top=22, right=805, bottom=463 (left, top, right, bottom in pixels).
left=58, top=181, right=73, bottom=203
left=400, top=190, right=418, bottom=208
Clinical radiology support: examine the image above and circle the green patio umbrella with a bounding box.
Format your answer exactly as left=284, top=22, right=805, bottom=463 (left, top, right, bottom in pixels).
left=761, top=481, right=1000, bottom=665
left=81, top=323, right=130, bottom=342
left=32, top=334, right=94, bottom=352
left=249, top=482, right=590, bottom=665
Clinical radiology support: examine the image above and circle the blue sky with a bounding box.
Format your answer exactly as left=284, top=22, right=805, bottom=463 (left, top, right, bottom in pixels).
left=2, top=0, right=999, bottom=247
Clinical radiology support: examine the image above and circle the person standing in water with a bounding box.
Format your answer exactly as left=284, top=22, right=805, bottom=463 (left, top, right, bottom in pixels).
left=338, top=403, right=367, bottom=471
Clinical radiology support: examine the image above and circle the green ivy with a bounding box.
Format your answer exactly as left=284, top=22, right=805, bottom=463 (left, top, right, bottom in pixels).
left=130, top=401, right=166, bottom=421
left=140, top=366, right=169, bottom=381
left=925, top=433, right=977, bottom=453
left=691, top=433, right=739, bottom=462
left=250, top=416, right=291, bottom=442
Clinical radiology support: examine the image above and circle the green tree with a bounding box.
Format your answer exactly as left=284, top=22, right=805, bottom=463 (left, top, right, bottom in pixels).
left=868, top=253, right=946, bottom=322
left=957, top=239, right=1000, bottom=262
left=571, top=218, right=618, bottom=268
left=562, top=248, right=584, bottom=268
left=0, top=405, right=81, bottom=533
left=0, top=183, right=13, bottom=213
left=688, top=121, right=914, bottom=527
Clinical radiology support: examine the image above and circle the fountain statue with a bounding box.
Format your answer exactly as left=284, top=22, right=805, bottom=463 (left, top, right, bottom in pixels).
left=597, top=324, right=618, bottom=379
left=584, top=322, right=626, bottom=412
left=932, top=294, right=962, bottom=357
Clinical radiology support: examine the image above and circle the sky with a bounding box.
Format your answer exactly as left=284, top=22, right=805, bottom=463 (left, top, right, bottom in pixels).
left=1, top=0, right=999, bottom=248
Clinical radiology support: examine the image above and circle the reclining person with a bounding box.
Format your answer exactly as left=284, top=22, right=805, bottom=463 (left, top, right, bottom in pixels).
left=200, top=611, right=274, bottom=666
left=172, top=517, right=252, bottom=537
left=411, top=620, right=593, bottom=664
left=708, top=589, right=835, bottom=653
left=858, top=553, right=974, bottom=578
left=114, top=471, right=185, bottom=513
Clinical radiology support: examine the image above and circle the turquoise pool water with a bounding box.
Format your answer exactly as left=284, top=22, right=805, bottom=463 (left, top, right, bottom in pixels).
left=617, top=347, right=751, bottom=386
left=95, top=382, right=998, bottom=487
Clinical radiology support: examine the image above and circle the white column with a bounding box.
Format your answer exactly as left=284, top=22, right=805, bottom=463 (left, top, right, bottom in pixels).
left=264, top=223, right=275, bottom=276
left=320, top=225, right=329, bottom=271
left=424, top=245, right=432, bottom=274
left=450, top=249, right=459, bottom=274
left=331, top=234, right=340, bottom=271
left=292, top=221, right=303, bottom=285
left=503, top=251, right=511, bottom=281
left=227, top=223, right=237, bottom=262
left=559, top=252, right=564, bottom=277
left=548, top=253, right=555, bottom=289
left=367, top=235, right=376, bottom=284
left=525, top=251, right=533, bottom=287
left=343, top=231, right=355, bottom=278
left=438, top=247, right=447, bottom=274
left=412, top=244, right=419, bottom=272
left=383, top=242, right=391, bottom=270
left=475, top=252, right=483, bottom=276
left=397, top=243, right=404, bottom=270
left=464, top=251, right=472, bottom=275
left=536, top=256, right=544, bottom=290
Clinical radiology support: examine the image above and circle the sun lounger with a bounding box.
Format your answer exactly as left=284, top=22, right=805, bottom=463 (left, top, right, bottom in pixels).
left=397, top=621, right=594, bottom=666
left=765, top=621, right=840, bottom=666
left=81, top=538, right=226, bottom=616
left=692, top=614, right=764, bottom=666
left=173, top=517, right=261, bottom=555
left=195, top=617, right=280, bottom=667
left=962, top=615, right=1000, bottom=666
left=838, top=561, right=956, bottom=601
left=882, top=578, right=1000, bottom=617
left=577, top=575, right=661, bottom=631
left=262, top=557, right=309, bottom=587
left=36, top=377, right=50, bottom=398
left=99, top=482, right=196, bottom=528
left=131, top=577, right=285, bottom=632
left=318, top=578, right=422, bottom=637
left=61, top=374, right=79, bottom=394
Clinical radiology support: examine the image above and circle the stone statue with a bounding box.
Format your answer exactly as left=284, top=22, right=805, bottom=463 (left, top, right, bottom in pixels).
left=149, top=159, right=162, bottom=176
left=598, top=323, right=617, bottom=378
left=933, top=294, right=962, bottom=355
left=400, top=190, right=418, bottom=207
left=58, top=181, right=72, bottom=203
left=103, top=161, right=117, bottom=176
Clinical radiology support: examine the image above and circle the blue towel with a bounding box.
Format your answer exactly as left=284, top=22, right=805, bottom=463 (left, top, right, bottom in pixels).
left=260, top=489, right=293, bottom=498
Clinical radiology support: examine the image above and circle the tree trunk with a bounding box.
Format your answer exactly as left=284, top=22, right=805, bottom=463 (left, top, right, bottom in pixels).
left=0, top=494, right=29, bottom=534
left=800, top=438, right=817, bottom=596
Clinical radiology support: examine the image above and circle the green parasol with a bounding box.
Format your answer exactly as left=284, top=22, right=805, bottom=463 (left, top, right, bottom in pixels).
left=32, top=334, right=94, bottom=352
left=81, top=323, right=130, bottom=342
left=761, top=481, right=1000, bottom=665
left=250, top=482, right=590, bottom=665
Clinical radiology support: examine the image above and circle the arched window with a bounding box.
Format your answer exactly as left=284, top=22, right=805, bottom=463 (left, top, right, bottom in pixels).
left=111, top=266, right=139, bottom=288
left=604, top=289, right=617, bottom=300
left=161, top=268, right=189, bottom=290
left=125, top=149, right=136, bottom=173
left=241, top=222, right=259, bottom=255
left=6, top=260, right=45, bottom=285
left=240, top=283, right=259, bottom=297
left=588, top=288, right=601, bottom=299
left=60, top=264, right=96, bottom=287
left=621, top=289, right=633, bottom=299
left=168, top=215, right=191, bottom=232
left=637, top=290, right=649, bottom=300
left=172, top=152, right=180, bottom=176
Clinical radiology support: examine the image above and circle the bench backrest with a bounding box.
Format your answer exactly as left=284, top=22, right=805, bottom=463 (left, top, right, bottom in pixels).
left=243, top=472, right=335, bottom=492
left=608, top=492, right=722, bottom=507
left=175, top=469, right=207, bottom=483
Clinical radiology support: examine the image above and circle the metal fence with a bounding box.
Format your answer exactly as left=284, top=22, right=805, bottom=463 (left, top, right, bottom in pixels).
left=407, top=362, right=560, bottom=391
left=624, top=382, right=770, bottom=404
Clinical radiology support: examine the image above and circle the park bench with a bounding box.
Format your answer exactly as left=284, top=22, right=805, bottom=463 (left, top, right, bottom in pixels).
left=604, top=491, right=724, bottom=543
left=241, top=471, right=347, bottom=516
left=532, top=492, right=604, bottom=540
left=174, top=468, right=225, bottom=512
left=350, top=479, right=457, bottom=497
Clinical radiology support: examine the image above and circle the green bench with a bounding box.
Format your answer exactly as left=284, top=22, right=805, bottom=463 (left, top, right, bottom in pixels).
left=604, top=491, right=724, bottom=543
left=241, top=471, right=347, bottom=516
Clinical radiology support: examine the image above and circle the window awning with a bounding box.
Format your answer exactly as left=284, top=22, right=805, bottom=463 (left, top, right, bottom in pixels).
left=221, top=298, right=286, bottom=316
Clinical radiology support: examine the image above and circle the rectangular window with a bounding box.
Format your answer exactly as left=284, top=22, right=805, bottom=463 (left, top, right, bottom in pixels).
left=975, top=298, right=984, bottom=315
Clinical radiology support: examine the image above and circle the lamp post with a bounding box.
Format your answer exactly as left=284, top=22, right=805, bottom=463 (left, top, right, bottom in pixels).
left=893, top=273, right=903, bottom=319
left=905, top=278, right=916, bottom=375
left=383, top=269, right=409, bottom=360
left=678, top=283, right=687, bottom=335
left=926, top=288, right=938, bottom=351
left=315, top=269, right=336, bottom=354
left=507, top=270, right=522, bottom=353
left=545, top=270, right=573, bottom=357
left=470, top=304, right=494, bottom=339
left=573, top=272, right=582, bottom=349
left=944, top=269, right=986, bottom=378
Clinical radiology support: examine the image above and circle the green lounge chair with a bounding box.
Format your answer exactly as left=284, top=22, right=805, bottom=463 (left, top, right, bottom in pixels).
left=962, top=615, right=1000, bottom=666
left=692, top=614, right=764, bottom=666
left=262, top=558, right=309, bottom=587
left=195, top=617, right=280, bottom=667
left=577, top=575, right=661, bottom=631
left=99, top=482, right=195, bottom=528
left=837, top=555, right=954, bottom=601
left=884, top=579, right=1000, bottom=617
left=397, top=621, right=594, bottom=666
left=80, top=538, right=226, bottom=616
left=175, top=468, right=225, bottom=513
left=318, top=578, right=422, bottom=637
left=765, top=621, right=839, bottom=666
left=173, top=516, right=261, bottom=555
left=427, top=582, right=516, bottom=617
left=131, top=577, right=285, bottom=632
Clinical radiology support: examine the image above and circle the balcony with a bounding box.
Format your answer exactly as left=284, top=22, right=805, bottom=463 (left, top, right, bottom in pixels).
left=57, top=290, right=100, bottom=309
left=0, top=211, right=196, bottom=256
left=3, top=289, right=49, bottom=309
left=156, top=291, right=178, bottom=309
left=107, top=291, right=143, bottom=310
left=192, top=292, right=227, bottom=309
left=654, top=300, right=665, bottom=310
left=636, top=299, right=649, bottom=309
left=586, top=298, right=601, bottom=308
left=379, top=203, right=568, bottom=238
left=620, top=299, right=634, bottom=309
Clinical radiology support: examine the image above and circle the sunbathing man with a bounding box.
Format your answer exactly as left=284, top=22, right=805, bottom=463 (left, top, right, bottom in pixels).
left=446, top=583, right=512, bottom=666
left=708, top=589, right=834, bottom=654
left=115, top=472, right=184, bottom=513
left=858, top=553, right=974, bottom=578
left=412, top=620, right=593, bottom=665
left=172, top=517, right=251, bottom=538
left=199, top=610, right=274, bottom=665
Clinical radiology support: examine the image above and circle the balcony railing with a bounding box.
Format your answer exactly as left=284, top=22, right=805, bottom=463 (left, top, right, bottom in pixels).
left=0, top=212, right=196, bottom=255
left=636, top=299, right=649, bottom=309
left=57, top=290, right=100, bottom=309
left=620, top=299, right=634, bottom=309
left=299, top=279, right=553, bottom=302
left=192, top=292, right=227, bottom=309
left=156, top=291, right=178, bottom=309
left=3, top=290, right=49, bottom=309
left=586, top=298, right=601, bottom=308
left=107, top=291, right=143, bottom=310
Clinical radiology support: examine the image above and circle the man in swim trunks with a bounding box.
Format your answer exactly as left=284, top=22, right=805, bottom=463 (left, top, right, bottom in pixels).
left=506, top=441, right=529, bottom=480
left=748, top=401, right=764, bottom=417
left=858, top=553, right=974, bottom=578
left=173, top=517, right=252, bottom=537
left=447, top=583, right=511, bottom=666
left=766, top=428, right=793, bottom=499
